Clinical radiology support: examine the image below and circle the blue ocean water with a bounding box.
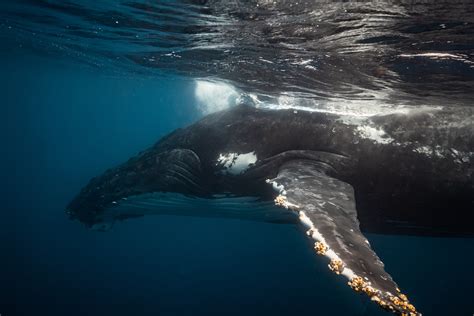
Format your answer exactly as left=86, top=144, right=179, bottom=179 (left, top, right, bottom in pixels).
left=3, top=44, right=474, bottom=316
left=2, top=1, right=474, bottom=316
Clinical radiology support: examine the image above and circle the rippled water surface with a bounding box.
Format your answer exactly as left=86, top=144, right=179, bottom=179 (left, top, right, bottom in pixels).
left=2, top=0, right=474, bottom=110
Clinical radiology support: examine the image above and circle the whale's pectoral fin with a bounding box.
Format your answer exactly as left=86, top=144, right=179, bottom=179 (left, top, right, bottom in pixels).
left=267, top=159, right=418, bottom=315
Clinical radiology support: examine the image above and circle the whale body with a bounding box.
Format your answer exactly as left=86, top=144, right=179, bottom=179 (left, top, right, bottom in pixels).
left=67, top=105, right=473, bottom=315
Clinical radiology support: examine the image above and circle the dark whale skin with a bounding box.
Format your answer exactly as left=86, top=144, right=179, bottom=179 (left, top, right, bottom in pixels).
left=67, top=105, right=473, bottom=237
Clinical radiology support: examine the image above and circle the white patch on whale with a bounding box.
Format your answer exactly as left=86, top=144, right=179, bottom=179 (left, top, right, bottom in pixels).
left=413, top=146, right=472, bottom=163
left=450, top=148, right=472, bottom=163
left=217, top=152, right=257, bottom=175
left=265, top=179, right=286, bottom=195
left=194, top=80, right=240, bottom=115
left=356, top=125, right=394, bottom=144
left=413, top=146, right=445, bottom=158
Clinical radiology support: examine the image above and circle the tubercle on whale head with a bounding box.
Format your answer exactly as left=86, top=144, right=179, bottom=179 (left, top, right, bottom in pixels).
left=66, top=148, right=204, bottom=226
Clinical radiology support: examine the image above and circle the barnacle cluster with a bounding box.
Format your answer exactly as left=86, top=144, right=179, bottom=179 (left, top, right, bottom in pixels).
left=348, top=276, right=365, bottom=292
left=314, top=241, right=327, bottom=255
left=363, top=285, right=377, bottom=297
left=328, top=259, right=344, bottom=274
left=274, top=194, right=299, bottom=209
left=348, top=276, right=418, bottom=315
left=398, top=293, right=408, bottom=301
left=347, top=276, right=379, bottom=298
left=274, top=194, right=287, bottom=207
left=390, top=295, right=417, bottom=314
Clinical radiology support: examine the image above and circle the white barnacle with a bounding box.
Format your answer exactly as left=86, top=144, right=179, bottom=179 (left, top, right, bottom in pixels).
left=274, top=195, right=299, bottom=209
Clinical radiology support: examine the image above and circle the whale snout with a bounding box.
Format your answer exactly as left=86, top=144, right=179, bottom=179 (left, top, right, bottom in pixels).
left=66, top=148, right=204, bottom=227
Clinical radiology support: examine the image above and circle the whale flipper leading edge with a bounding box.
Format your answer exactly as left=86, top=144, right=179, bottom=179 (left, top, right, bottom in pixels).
left=268, top=158, right=417, bottom=315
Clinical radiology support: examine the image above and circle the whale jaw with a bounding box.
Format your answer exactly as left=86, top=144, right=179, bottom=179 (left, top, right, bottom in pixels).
left=66, top=148, right=207, bottom=226
left=83, top=192, right=298, bottom=231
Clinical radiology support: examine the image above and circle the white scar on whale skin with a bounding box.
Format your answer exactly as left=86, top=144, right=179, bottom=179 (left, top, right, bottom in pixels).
left=217, top=152, right=257, bottom=175
left=356, top=125, right=394, bottom=144
left=265, top=179, right=286, bottom=195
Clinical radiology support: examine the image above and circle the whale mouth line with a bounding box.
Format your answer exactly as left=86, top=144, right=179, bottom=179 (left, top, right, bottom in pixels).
left=88, top=192, right=298, bottom=231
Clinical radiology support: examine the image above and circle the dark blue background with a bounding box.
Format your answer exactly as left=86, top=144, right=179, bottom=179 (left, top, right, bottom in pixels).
left=2, top=50, right=474, bottom=316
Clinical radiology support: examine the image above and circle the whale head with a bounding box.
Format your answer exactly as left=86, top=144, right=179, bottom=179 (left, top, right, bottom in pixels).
left=66, top=148, right=204, bottom=228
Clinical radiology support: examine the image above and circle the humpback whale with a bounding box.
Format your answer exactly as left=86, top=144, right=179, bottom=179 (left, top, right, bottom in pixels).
left=67, top=105, right=473, bottom=315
